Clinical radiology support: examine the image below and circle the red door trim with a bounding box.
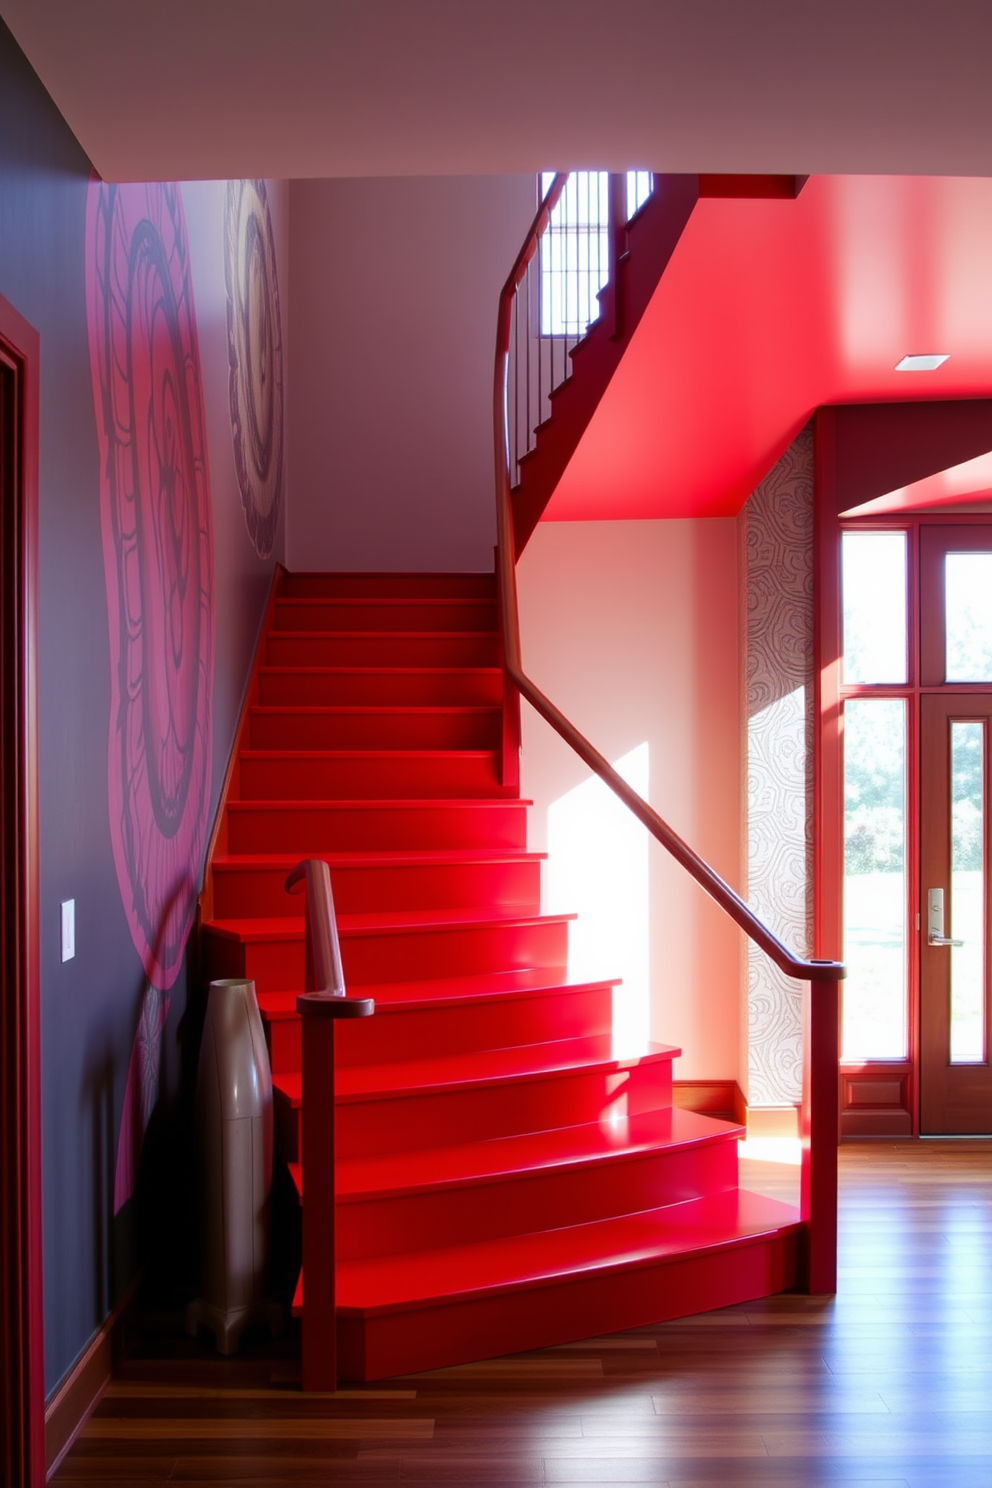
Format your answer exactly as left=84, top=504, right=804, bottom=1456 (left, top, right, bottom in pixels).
left=0, top=288, right=44, bottom=1488
left=816, top=404, right=992, bottom=1139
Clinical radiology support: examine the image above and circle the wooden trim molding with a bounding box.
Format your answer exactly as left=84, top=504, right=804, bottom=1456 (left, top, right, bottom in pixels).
left=1, top=291, right=44, bottom=1488
left=44, top=1277, right=140, bottom=1478
left=840, top=1062, right=914, bottom=1138
left=672, top=1080, right=746, bottom=1126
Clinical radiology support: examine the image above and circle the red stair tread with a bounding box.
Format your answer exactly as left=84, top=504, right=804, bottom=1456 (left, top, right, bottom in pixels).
left=227, top=795, right=533, bottom=808
left=282, top=572, right=495, bottom=598
left=249, top=704, right=500, bottom=718
left=258, top=666, right=501, bottom=676
left=319, top=1190, right=802, bottom=1317
left=269, top=633, right=496, bottom=645
left=238, top=747, right=500, bottom=762
left=212, top=848, right=545, bottom=872
left=273, top=1033, right=680, bottom=1108
left=327, top=1107, right=742, bottom=1203
left=205, top=907, right=575, bottom=942
left=257, top=967, right=616, bottom=1022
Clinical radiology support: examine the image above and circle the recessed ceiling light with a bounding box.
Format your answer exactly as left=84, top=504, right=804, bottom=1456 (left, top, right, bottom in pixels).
left=895, top=354, right=949, bottom=371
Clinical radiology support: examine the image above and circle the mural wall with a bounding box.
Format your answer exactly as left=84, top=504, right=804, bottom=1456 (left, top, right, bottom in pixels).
left=740, top=426, right=815, bottom=1106
left=0, top=19, right=288, bottom=1395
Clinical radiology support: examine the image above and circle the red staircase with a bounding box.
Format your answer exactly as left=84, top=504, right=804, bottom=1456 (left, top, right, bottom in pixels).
left=200, top=568, right=803, bottom=1382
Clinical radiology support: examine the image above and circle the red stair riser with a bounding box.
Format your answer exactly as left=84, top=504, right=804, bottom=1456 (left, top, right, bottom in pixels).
left=273, top=599, right=498, bottom=633
left=335, top=1140, right=739, bottom=1261
left=283, top=573, right=496, bottom=601
left=248, top=707, right=501, bottom=752
left=263, top=983, right=613, bottom=1075
left=212, top=858, right=542, bottom=919
left=265, top=1016, right=300, bottom=1076
left=265, top=634, right=500, bottom=669
left=257, top=669, right=503, bottom=709
left=238, top=751, right=504, bottom=801
left=225, top=800, right=529, bottom=854
left=336, top=1235, right=798, bottom=1382
left=203, top=916, right=572, bottom=993
left=331, top=1058, right=675, bottom=1160
left=335, top=984, right=613, bottom=1067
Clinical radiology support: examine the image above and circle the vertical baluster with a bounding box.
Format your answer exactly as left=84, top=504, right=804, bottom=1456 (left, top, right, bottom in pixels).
left=536, top=232, right=542, bottom=440
left=525, top=258, right=532, bottom=453
left=511, top=285, right=518, bottom=484
left=550, top=183, right=555, bottom=399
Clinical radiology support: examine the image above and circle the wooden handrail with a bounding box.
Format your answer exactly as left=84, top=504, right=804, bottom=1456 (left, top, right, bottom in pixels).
left=286, top=858, right=346, bottom=998
left=493, top=173, right=843, bottom=1294
left=493, top=178, right=843, bottom=989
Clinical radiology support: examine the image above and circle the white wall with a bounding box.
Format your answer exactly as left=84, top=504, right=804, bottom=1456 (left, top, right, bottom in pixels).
left=517, top=519, right=743, bottom=1082
left=287, top=174, right=535, bottom=572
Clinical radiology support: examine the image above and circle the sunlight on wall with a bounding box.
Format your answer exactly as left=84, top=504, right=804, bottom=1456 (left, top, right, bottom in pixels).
left=547, top=743, right=650, bottom=1056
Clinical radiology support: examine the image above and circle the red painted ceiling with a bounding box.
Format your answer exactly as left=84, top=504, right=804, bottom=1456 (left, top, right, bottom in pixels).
left=544, top=175, right=992, bottom=522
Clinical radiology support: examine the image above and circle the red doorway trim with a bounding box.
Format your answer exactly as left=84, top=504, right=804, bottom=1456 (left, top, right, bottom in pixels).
left=815, top=404, right=992, bottom=1139
left=0, top=290, right=44, bottom=1488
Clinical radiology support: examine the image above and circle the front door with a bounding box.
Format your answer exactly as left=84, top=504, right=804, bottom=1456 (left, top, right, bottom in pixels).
left=918, top=525, right=992, bottom=1133
left=920, top=694, right=992, bottom=1132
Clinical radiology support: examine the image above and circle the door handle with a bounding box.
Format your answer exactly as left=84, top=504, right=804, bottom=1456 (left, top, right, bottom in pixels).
left=927, top=887, right=964, bottom=947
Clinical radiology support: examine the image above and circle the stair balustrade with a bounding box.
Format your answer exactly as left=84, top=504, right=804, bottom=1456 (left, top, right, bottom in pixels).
left=493, top=175, right=845, bottom=1295
left=286, top=858, right=373, bottom=1390
left=505, top=171, right=650, bottom=493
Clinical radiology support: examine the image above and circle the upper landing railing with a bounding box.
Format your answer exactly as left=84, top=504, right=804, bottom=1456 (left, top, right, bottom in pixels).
left=493, top=172, right=844, bottom=1294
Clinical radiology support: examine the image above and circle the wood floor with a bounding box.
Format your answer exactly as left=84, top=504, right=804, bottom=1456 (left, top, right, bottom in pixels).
left=53, top=1141, right=992, bottom=1487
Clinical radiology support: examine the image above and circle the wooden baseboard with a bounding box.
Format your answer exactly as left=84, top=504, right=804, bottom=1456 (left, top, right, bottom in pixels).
left=672, top=1080, right=746, bottom=1126
left=45, top=1275, right=140, bottom=1478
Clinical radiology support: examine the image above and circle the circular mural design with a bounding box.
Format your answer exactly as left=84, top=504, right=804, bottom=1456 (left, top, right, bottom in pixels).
left=85, top=181, right=214, bottom=991
left=225, top=179, right=284, bottom=557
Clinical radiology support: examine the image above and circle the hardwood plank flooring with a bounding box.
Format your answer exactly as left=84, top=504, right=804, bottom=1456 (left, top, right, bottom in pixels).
left=52, top=1141, right=992, bottom=1487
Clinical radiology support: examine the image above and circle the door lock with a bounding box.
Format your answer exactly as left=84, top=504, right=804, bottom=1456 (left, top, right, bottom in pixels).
left=927, top=887, right=964, bottom=947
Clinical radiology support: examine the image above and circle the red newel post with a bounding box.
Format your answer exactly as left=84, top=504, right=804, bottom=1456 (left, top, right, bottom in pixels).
left=288, top=858, right=373, bottom=1392
left=298, top=996, right=339, bottom=1391
left=801, top=972, right=840, bottom=1294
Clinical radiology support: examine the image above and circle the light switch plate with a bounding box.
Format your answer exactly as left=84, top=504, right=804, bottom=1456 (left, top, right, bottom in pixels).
left=61, top=899, right=75, bottom=962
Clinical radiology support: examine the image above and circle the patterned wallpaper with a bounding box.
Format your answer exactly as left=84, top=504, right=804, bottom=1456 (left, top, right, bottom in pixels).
left=742, top=426, right=814, bottom=1105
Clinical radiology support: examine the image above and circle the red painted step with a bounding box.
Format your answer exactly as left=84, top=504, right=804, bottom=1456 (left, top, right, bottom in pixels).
left=257, top=666, right=503, bottom=709
left=248, top=705, right=501, bottom=752
left=265, top=631, right=500, bottom=669
left=329, top=1189, right=800, bottom=1379
left=237, top=749, right=506, bottom=801
left=258, top=968, right=617, bottom=1074
left=275, top=1036, right=678, bottom=1162
left=212, top=851, right=543, bottom=920
left=272, top=597, right=498, bottom=633
left=225, top=798, right=530, bottom=854
left=314, top=1108, right=743, bottom=1261
left=201, top=568, right=800, bottom=1385
left=201, top=908, right=575, bottom=994
left=283, top=571, right=495, bottom=600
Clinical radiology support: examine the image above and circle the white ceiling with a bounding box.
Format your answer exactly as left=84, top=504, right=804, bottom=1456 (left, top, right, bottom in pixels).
left=2, top=0, right=992, bottom=182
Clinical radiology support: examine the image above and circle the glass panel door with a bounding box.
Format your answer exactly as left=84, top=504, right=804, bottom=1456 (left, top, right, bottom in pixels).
left=842, top=698, right=908, bottom=1059
left=920, top=695, right=992, bottom=1133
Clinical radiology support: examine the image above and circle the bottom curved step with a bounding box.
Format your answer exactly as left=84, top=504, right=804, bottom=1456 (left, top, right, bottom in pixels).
left=293, top=1188, right=800, bottom=1380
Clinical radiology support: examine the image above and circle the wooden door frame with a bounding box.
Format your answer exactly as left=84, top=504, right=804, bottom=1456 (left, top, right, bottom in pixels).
left=816, top=409, right=992, bottom=1139
left=0, top=289, right=44, bottom=1488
